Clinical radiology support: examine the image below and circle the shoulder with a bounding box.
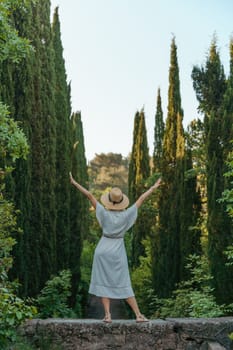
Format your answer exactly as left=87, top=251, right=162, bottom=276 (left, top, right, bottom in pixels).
left=96, top=201, right=109, bottom=217
left=96, top=201, right=105, bottom=212
left=96, top=202, right=107, bottom=225
left=126, top=204, right=138, bottom=216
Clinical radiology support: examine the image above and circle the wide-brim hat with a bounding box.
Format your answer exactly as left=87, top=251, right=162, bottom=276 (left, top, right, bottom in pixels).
left=100, top=187, right=129, bottom=210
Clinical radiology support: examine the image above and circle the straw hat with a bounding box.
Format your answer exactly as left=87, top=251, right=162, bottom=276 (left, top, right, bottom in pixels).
left=100, top=187, right=129, bottom=210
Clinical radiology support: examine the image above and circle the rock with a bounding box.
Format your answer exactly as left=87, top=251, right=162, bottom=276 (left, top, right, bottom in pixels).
left=20, top=317, right=233, bottom=350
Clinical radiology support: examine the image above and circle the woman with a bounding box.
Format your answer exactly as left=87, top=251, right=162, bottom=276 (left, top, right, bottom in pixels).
left=70, top=172, right=161, bottom=323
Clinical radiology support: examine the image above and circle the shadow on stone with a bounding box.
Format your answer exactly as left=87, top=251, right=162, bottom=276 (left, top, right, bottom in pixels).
left=86, top=295, right=130, bottom=319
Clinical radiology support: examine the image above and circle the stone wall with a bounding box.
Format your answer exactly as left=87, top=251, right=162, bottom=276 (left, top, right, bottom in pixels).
left=21, top=317, right=233, bottom=350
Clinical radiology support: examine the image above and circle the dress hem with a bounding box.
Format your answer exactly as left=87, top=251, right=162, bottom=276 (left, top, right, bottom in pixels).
left=88, top=292, right=135, bottom=299
left=89, top=284, right=135, bottom=299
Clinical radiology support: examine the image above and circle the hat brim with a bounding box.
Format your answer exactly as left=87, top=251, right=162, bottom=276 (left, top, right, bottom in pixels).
left=100, top=192, right=129, bottom=210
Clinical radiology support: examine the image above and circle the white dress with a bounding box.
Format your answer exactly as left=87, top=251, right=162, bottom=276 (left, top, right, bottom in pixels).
left=89, top=202, right=138, bottom=299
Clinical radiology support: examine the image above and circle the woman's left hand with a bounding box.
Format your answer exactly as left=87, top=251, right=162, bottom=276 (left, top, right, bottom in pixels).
left=69, top=172, right=75, bottom=185
left=152, top=177, right=162, bottom=190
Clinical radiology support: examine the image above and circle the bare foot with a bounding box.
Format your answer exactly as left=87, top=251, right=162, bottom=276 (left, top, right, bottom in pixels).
left=136, top=314, right=149, bottom=323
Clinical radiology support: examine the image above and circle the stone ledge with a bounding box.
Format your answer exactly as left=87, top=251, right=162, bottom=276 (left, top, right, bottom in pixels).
left=21, top=317, right=233, bottom=350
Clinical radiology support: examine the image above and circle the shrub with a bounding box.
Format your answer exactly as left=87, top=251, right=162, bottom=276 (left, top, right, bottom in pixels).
left=0, top=194, right=37, bottom=347
left=0, top=286, right=37, bottom=347
left=152, top=254, right=225, bottom=318
left=131, top=238, right=157, bottom=317
left=36, top=270, right=75, bottom=318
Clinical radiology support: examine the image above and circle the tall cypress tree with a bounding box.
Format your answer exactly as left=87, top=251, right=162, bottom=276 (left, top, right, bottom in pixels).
left=179, top=144, right=202, bottom=281
left=0, top=2, right=90, bottom=302
left=128, top=111, right=140, bottom=204
left=0, top=61, right=15, bottom=112
left=153, top=88, right=164, bottom=172
left=128, top=108, right=150, bottom=267
left=69, top=112, right=89, bottom=308
left=128, top=109, right=150, bottom=202
left=34, top=0, right=57, bottom=291
left=222, top=38, right=233, bottom=160
left=0, top=2, right=44, bottom=296
left=7, top=1, right=57, bottom=296
left=0, top=1, right=34, bottom=295
left=153, top=38, right=186, bottom=297
left=9, top=3, right=34, bottom=295
left=52, top=7, right=71, bottom=271
left=192, top=39, right=233, bottom=303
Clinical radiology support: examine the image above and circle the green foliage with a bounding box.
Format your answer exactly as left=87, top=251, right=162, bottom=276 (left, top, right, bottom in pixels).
left=153, top=88, right=164, bottom=172
left=131, top=238, right=156, bottom=317
left=79, top=239, right=97, bottom=316
left=0, top=195, right=17, bottom=274
left=0, top=0, right=34, bottom=63
left=224, top=245, right=233, bottom=266
left=152, top=254, right=225, bottom=318
left=5, top=0, right=59, bottom=297
left=69, top=112, right=89, bottom=309
left=36, top=270, right=75, bottom=318
left=4, top=336, right=35, bottom=350
left=0, top=286, right=37, bottom=346
left=131, top=175, right=159, bottom=267
left=52, top=6, right=71, bottom=276
left=221, top=149, right=233, bottom=269
left=218, top=149, right=233, bottom=285
left=192, top=38, right=233, bottom=304
left=0, top=102, right=29, bottom=165
left=128, top=109, right=150, bottom=203
left=4, top=333, right=63, bottom=350
left=153, top=37, right=198, bottom=298
left=192, top=38, right=226, bottom=115
left=186, top=119, right=206, bottom=186
left=80, top=240, right=96, bottom=288
left=38, top=0, right=57, bottom=292
left=128, top=108, right=151, bottom=267
left=0, top=195, right=36, bottom=346
left=220, top=148, right=233, bottom=218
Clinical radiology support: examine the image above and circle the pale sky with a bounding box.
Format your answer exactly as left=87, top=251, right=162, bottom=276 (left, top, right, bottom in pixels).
left=50, top=0, right=233, bottom=161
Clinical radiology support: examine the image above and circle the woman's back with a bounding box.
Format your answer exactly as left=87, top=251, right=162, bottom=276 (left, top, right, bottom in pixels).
left=96, top=202, right=138, bottom=238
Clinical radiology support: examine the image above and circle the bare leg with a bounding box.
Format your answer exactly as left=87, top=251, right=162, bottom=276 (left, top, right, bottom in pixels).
left=126, top=296, right=148, bottom=322
left=101, top=297, right=111, bottom=322
left=125, top=296, right=140, bottom=317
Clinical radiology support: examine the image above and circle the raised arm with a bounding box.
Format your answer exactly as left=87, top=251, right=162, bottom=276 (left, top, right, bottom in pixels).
left=135, top=178, right=162, bottom=209
left=69, top=172, right=97, bottom=209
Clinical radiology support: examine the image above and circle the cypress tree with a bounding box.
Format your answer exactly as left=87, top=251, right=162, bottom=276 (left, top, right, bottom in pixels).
left=9, top=4, right=34, bottom=295
left=153, top=38, right=186, bottom=297
left=222, top=38, right=233, bottom=158
left=0, top=2, right=43, bottom=296
left=153, top=88, right=164, bottom=172
left=128, top=111, right=140, bottom=204
left=179, top=144, right=202, bottom=281
left=0, top=61, right=15, bottom=112
left=69, top=112, right=89, bottom=308
left=52, top=7, right=71, bottom=271
left=128, top=108, right=150, bottom=267
left=0, top=2, right=90, bottom=302
left=128, top=109, right=150, bottom=202
left=192, top=39, right=233, bottom=303
left=8, top=1, right=57, bottom=295
left=0, top=1, right=34, bottom=295
left=34, top=0, right=57, bottom=291
left=0, top=63, right=16, bottom=199
left=218, top=38, right=233, bottom=302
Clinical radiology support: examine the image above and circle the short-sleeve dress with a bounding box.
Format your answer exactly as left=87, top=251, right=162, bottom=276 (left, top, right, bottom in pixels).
left=89, top=202, right=138, bottom=299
